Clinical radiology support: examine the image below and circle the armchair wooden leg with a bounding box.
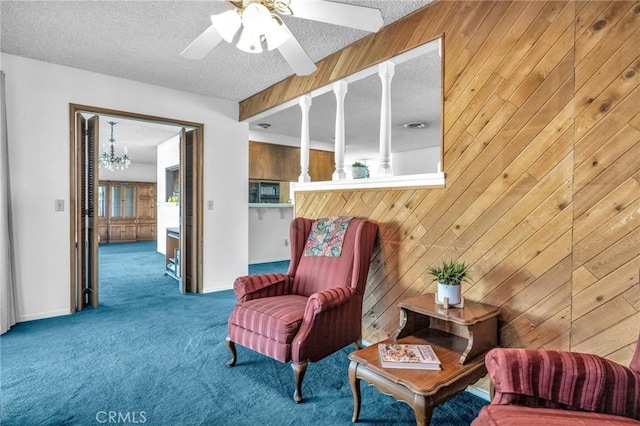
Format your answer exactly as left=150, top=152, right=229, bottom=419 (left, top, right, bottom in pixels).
left=292, top=361, right=308, bottom=403
left=349, top=360, right=361, bottom=422
left=225, top=337, right=237, bottom=367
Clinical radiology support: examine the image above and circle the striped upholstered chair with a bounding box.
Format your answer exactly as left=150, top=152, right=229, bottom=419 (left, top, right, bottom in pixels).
left=225, top=217, right=377, bottom=402
left=472, top=334, right=640, bottom=425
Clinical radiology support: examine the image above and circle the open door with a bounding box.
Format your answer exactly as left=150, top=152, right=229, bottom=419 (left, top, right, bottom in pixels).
left=74, top=114, right=99, bottom=309
left=70, top=104, right=204, bottom=310
left=179, top=128, right=198, bottom=294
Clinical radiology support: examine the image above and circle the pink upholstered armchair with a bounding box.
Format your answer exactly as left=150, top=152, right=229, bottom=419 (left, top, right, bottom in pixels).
left=226, top=217, right=378, bottom=402
left=473, top=332, right=640, bottom=425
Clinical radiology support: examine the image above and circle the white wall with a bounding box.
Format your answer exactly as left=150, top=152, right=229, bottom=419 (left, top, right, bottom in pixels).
left=2, top=53, right=248, bottom=321
left=248, top=206, right=293, bottom=264
left=157, top=204, right=179, bottom=256
left=156, top=135, right=180, bottom=202
left=392, top=146, right=441, bottom=175
left=156, top=135, right=180, bottom=255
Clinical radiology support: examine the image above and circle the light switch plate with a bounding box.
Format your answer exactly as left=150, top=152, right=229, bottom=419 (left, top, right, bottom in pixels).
left=55, top=199, right=64, bottom=212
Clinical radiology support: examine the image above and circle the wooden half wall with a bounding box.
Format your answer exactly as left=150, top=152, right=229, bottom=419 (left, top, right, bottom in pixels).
left=241, top=1, right=640, bottom=363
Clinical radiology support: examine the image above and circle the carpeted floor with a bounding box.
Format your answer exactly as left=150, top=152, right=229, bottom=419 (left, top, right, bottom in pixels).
left=1, top=242, right=487, bottom=425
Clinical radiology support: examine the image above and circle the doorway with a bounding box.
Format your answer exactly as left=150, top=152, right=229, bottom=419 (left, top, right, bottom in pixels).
left=69, top=104, right=204, bottom=311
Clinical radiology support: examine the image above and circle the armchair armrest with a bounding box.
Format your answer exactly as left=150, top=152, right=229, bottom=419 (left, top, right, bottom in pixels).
left=486, top=348, right=640, bottom=420
left=304, top=287, right=356, bottom=318
left=233, top=273, right=292, bottom=302
left=291, top=286, right=360, bottom=363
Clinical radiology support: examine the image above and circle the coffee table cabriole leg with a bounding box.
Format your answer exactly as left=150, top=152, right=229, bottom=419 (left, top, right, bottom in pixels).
left=349, top=360, right=362, bottom=422
left=413, top=394, right=434, bottom=426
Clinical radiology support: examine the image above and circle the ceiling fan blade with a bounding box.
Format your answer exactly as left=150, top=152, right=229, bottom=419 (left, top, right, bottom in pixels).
left=288, top=0, right=384, bottom=33
left=276, top=24, right=317, bottom=76
left=180, top=24, right=223, bottom=59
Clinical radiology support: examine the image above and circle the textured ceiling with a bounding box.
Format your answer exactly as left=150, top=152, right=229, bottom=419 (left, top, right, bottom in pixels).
left=97, top=115, right=182, bottom=166
left=1, top=0, right=435, bottom=102
left=2, top=0, right=438, bottom=163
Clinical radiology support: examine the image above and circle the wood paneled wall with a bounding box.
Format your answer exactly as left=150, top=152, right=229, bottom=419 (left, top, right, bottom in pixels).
left=241, top=1, right=640, bottom=363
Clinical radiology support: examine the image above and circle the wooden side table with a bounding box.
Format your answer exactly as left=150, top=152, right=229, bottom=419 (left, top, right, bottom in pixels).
left=348, top=294, right=499, bottom=425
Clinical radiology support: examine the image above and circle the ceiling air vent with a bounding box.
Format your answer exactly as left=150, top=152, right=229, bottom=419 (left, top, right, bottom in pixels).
left=403, top=121, right=427, bottom=129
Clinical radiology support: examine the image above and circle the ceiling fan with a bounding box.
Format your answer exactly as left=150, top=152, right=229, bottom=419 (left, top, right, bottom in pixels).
left=180, top=0, right=384, bottom=76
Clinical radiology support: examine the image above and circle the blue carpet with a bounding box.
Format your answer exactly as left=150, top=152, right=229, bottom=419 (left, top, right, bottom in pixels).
left=249, top=260, right=290, bottom=275
left=1, top=242, right=486, bottom=425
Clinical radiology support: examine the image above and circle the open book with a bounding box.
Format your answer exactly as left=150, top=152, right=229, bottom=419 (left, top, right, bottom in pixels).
left=378, top=344, right=442, bottom=370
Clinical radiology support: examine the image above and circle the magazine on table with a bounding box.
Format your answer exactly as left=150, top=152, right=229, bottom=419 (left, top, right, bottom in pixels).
left=378, top=343, right=442, bottom=370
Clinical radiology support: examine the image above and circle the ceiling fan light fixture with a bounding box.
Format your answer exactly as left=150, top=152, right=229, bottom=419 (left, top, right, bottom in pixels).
left=181, top=0, right=384, bottom=76
left=211, top=10, right=242, bottom=43
left=237, top=3, right=275, bottom=53
left=242, top=3, right=272, bottom=35
left=237, top=28, right=264, bottom=53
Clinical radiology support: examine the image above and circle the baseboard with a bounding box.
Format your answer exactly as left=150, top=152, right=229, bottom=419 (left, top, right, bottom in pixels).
left=465, top=385, right=491, bottom=401
left=202, top=284, right=233, bottom=293
left=19, top=309, right=71, bottom=322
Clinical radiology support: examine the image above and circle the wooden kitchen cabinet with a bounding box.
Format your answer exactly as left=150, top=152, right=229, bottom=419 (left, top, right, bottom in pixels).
left=249, top=141, right=334, bottom=182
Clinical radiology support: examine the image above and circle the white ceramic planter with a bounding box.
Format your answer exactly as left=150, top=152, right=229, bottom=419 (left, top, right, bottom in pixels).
left=437, top=283, right=461, bottom=305
left=352, top=166, right=368, bottom=179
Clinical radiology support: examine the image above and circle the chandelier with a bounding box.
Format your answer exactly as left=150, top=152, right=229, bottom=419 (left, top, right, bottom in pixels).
left=100, top=121, right=131, bottom=171
left=212, top=1, right=292, bottom=54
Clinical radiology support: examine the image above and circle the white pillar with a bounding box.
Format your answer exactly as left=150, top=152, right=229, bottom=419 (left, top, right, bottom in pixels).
left=298, top=95, right=312, bottom=183
left=332, top=81, right=348, bottom=181
left=378, top=62, right=395, bottom=177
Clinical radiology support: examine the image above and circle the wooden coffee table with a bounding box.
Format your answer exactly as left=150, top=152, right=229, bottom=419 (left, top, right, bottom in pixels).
left=348, top=294, right=499, bottom=425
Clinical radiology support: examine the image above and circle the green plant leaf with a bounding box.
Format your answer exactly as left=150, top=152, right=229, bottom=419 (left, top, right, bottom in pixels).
left=427, top=260, right=469, bottom=285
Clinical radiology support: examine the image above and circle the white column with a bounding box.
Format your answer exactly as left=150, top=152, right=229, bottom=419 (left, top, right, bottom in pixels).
left=332, top=81, right=348, bottom=181
left=298, top=95, right=312, bottom=183
left=378, top=61, right=395, bottom=177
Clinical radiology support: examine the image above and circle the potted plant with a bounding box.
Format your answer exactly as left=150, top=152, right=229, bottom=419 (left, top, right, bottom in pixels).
left=427, top=260, right=469, bottom=305
left=352, top=161, right=370, bottom=179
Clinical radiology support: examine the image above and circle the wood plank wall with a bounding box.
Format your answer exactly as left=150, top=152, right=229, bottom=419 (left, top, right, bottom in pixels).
left=241, top=1, right=640, bottom=364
